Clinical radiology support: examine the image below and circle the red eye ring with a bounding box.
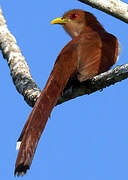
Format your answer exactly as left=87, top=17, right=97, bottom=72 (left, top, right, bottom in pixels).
left=69, top=13, right=79, bottom=20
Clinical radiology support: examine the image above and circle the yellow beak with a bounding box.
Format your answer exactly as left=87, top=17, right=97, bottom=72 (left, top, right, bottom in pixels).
left=50, top=17, right=70, bottom=24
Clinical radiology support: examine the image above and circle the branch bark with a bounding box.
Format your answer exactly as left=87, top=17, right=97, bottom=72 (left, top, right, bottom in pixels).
left=0, top=7, right=127, bottom=108
left=58, top=64, right=128, bottom=105
left=78, top=0, right=128, bottom=23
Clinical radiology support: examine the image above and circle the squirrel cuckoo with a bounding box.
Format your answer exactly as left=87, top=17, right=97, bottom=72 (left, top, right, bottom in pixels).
left=14, top=9, right=119, bottom=176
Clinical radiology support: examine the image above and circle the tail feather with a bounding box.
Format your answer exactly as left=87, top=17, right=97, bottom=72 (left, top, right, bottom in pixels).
left=16, top=141, right=21, bottom=150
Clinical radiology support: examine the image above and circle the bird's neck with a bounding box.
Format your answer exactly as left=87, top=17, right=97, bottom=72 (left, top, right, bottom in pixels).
left=63, top=23, right=86, bottom=38
left=64, top=22, right=105, bottom=39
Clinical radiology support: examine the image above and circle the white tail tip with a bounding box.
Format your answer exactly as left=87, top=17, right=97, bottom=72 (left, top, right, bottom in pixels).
left=16, top=141, right=21, bottom=150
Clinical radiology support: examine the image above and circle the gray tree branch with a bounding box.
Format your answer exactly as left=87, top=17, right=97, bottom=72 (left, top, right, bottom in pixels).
left=78, top=0, right=128, bottom=23
left=0, top=7, right=127, bottom=108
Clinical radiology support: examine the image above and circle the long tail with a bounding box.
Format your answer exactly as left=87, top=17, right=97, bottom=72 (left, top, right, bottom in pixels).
left=14, top=44, right=78, bottom=176
left=15, top=79, right=63, bottom=175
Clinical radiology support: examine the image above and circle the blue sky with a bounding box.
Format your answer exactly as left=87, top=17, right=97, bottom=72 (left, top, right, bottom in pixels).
left=0, top=0, right=128, bottom=179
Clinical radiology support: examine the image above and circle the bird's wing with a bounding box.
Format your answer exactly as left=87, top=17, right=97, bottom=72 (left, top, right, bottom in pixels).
left=77, top=32, right=119, bottom=82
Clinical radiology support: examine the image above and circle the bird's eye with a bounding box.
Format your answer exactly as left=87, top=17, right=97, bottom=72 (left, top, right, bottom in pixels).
left=69, top=13, right=79, bottom=20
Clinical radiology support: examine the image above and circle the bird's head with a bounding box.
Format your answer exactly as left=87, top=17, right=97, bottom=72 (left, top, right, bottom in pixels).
left=51, top=9, right=104, bottom=38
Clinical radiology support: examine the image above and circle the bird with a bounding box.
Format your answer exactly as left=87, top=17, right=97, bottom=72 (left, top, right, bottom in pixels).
left=14, top=9, right=119, bottom=176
